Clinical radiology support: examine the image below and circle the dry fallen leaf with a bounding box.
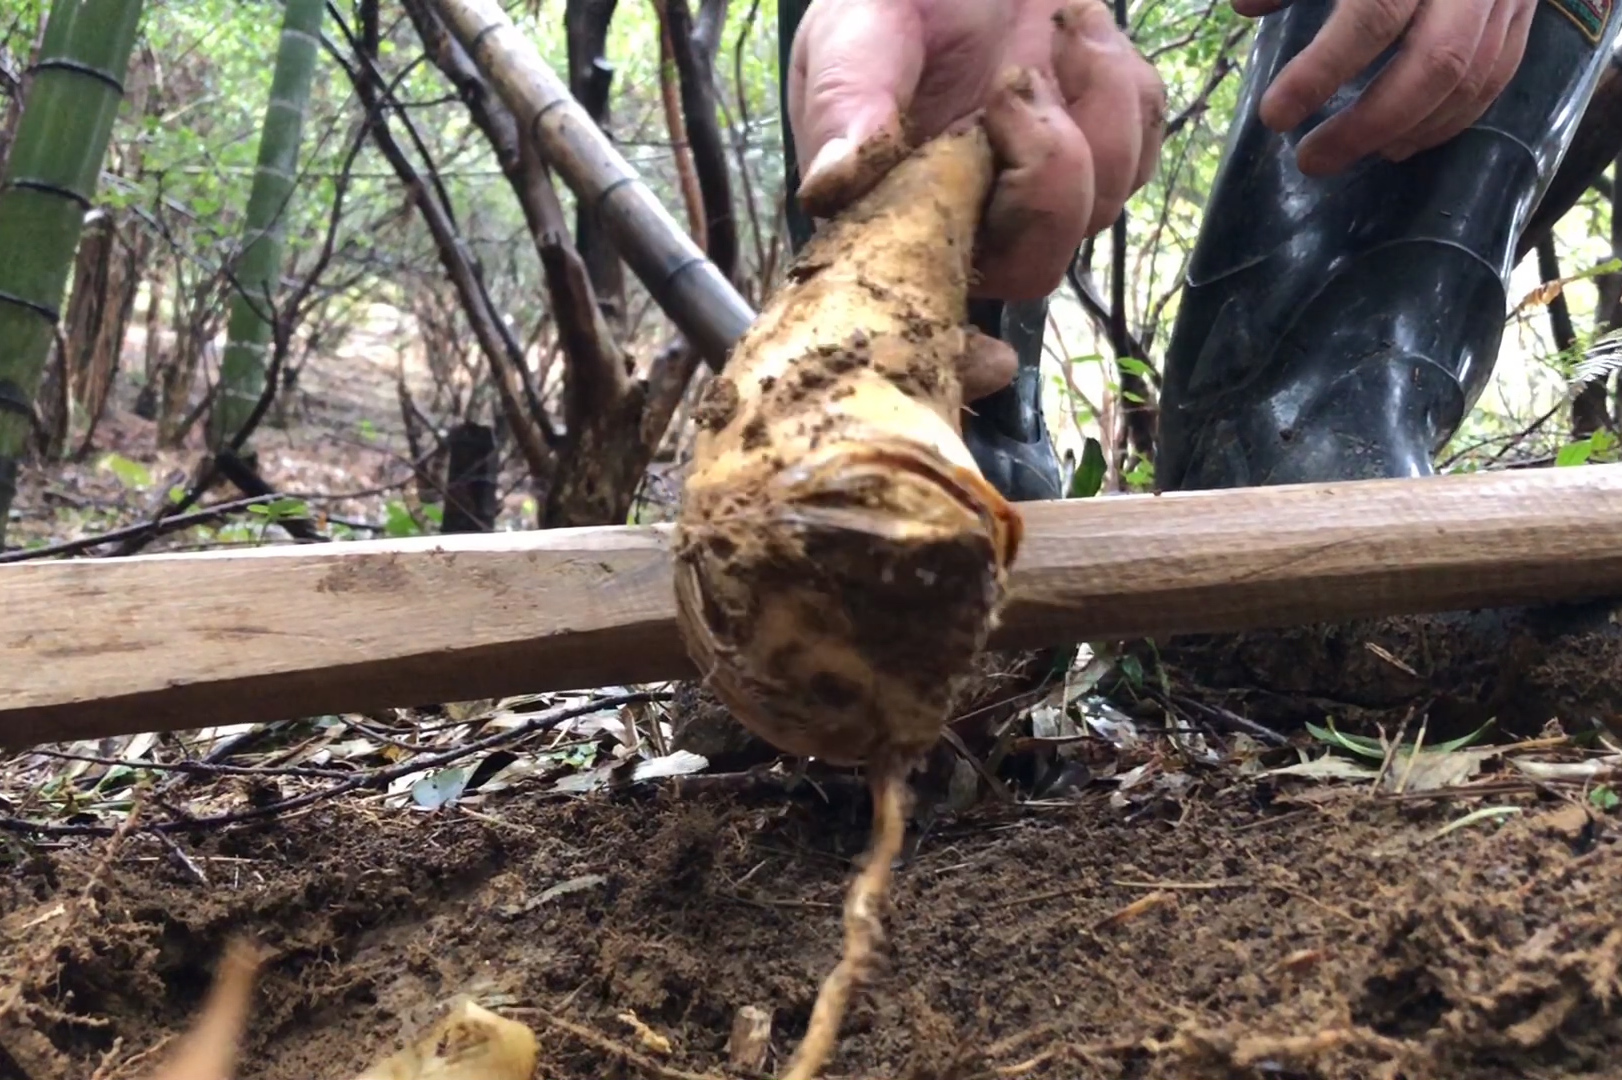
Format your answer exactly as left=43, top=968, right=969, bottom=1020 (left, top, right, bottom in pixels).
left=1515, top=277, right=1567, bottom=313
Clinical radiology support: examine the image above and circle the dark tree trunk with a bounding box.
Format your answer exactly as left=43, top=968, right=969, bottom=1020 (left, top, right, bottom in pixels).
left=59, top=210, right=144, bottom=457
left=1517, top=47, right=1622, bottom=263
left=441, top=420, right=499, bottom=533
left=134, top=255, right=166, bottom=420
left=664, top=0, right=737, bottom=282
left=566, top=0, right=625, bottom=326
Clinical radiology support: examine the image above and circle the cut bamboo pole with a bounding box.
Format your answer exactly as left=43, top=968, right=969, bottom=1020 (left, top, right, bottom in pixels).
left=430, top=0, right=755, bottom=367
left=8, top=466, right=1622, bottom=750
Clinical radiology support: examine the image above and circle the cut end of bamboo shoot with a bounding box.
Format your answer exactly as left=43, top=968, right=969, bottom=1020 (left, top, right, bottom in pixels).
left=352, top=998, right=540, bottom=1080
left=673, top=124, right=1022, bottom=768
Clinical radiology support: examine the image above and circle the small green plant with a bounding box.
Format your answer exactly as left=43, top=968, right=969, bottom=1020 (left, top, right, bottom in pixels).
left=1555, top=428, right=1619, bottom=467
left=98, top=452, right=152, bottom=490
left=383, top=499, right=439, bottom=537
left=1121, top=457, right=1154, bottom=491
left=1307, top=715, right=1496, bottom=759
left=246, top=497, right=311, bottom=542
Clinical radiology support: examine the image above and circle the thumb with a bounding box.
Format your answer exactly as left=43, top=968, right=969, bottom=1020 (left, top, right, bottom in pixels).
left=957, top=328, right=1019, bottom=403
left=788, top=0, right=927, bottom=218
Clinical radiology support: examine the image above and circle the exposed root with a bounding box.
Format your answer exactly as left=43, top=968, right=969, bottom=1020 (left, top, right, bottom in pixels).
left=142, top=937, right=262, bottom=1080
left=529, top=1009, right=723, bottom=1080
left=781, top=763, right=911, bottom=1080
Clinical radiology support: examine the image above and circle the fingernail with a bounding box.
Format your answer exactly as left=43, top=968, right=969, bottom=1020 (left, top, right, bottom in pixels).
left=1053, top=0, right=1122, bottom=46
left=801, top=135, right=856, bottom=191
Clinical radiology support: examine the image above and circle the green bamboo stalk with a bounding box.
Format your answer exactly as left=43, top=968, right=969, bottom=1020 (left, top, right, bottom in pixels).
left=207, top=0, right=325, bottom=450
left=0, top=0, right=146, bottom=547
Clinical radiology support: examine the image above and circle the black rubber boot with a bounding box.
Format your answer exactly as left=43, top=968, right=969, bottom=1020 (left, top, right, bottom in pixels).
left=776, top=0, right=1063, bottom=504
left=1158, top=0, right=1622, bottom=492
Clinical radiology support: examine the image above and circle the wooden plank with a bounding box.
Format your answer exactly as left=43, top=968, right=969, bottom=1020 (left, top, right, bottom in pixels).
left=8, top=464, right=1622, bottom=750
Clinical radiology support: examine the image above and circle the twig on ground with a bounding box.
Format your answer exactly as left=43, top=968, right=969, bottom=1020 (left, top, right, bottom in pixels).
left=667, top=769, right=867, bottom=800
left=1162, top=691, right=1290, bottom=747
left=0, top=495, right=281, bottom=563
left=17, top=747, right=354, bottom=781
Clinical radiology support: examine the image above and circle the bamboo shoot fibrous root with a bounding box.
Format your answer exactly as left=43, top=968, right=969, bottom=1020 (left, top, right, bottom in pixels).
left=143, top=938, right=263, bottom=1080
left=672, top=123, right=1023, bottom=1079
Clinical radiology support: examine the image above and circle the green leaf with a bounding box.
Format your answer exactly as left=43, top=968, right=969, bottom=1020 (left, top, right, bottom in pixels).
left=411, top=765, right=472, bottom=810
left=1592, top=785, right=1620, bottom=811
left=99, top=453, right=152, bottom=490
left=1068, top=438, right=1107, bottom=499
left=1117, top=356, right=1156, bottom=379
left=1122, top=458, right=1155, bottom=490
left=384, top=500, right=421, bottom=538
left=1557, top=438, right=1595, bottom=467
left=1307, top=715, right=1496, bottom=761
left=1305, top=718, right=1390, bottom=761
left=1429, top=717, right=1497, bottom=753
left=1118, top=653, right=1144, bottom=688
left=246, top=497, right=309, bottom=522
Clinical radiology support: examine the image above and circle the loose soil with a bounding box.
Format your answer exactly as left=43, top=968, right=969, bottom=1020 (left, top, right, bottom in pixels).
left=2, top=760, right=1618, bottom=1080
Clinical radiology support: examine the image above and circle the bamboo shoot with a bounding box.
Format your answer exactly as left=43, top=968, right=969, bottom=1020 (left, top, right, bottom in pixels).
left=672, top=122, right=1016, bottom=1080
left=673, top=124, right=1018, bottom=770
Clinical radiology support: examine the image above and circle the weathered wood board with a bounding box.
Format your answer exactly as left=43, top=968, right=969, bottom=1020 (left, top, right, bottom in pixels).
left=7, top=465, right=1622, bottom=750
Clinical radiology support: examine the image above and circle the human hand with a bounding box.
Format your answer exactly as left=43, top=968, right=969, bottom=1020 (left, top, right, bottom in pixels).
left=786, top=0, right=1165, bottom=325
left=1234, top=0, right=1538, bottom=176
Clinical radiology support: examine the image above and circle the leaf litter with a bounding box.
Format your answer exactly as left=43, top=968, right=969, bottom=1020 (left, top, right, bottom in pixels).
left=2, top=641, right=1621, bottom=1080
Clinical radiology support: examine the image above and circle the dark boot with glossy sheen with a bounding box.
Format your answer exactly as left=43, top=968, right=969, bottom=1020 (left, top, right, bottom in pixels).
left=961, top=297, right=1064, bottom=502
left=1157, top=0, right=1622, bottom=492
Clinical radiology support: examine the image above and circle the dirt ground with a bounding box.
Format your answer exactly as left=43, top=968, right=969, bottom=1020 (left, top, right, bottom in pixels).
left=1, top=739, right=1618, bottom=1080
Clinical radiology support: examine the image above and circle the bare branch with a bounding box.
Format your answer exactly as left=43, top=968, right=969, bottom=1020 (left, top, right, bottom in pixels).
left=325, top=3, right=556, bottom=485
left=664, top=0, right=737, bottom=280
left=566, top=0, right=627, bottom=320
left=652, top=0, right=708, bottom=247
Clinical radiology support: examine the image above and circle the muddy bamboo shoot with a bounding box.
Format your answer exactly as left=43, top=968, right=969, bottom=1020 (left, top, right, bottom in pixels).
left=671, top=124, right=1017, bottom=1079
left=672, top=125, right=1019, bottom=770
